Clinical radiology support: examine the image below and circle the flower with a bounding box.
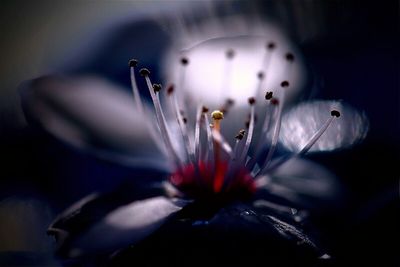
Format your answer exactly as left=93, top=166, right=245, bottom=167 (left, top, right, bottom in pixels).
left=20, top=17, right=369, bottom=267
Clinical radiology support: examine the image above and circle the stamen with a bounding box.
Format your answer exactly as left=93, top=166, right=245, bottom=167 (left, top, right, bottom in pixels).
left=202, top=110, right=214, bottom=163
left=177, top=56, right=189, bottom=109
left=169, top=85, right=195, bottom=164
left=259, top=93, right=285, bottom=173
left=140, top=68, right=182, bottom=167
left=221, top=130, right=245, bottom=191
left=256, top=41, right=276, bottom=96
left=297, top=110, right=341, bottom=155
left=211, top=118, right=232, bottom=193
left=129, top=59, right=143, bottom=113
left=239, top=98, right=256, bottom=164
left=129, top=60, right=164, bottom=153
left=247, top=93, right=275, bottom=169
left=260, top=110, right=342, bottom=174
left=194, top=105, right=203, bottom=162
left=211, top=130, right=232, bottom=156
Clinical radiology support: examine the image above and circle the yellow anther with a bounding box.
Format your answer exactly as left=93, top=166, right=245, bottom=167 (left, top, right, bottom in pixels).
left=211, top=110, right=224, bottom=120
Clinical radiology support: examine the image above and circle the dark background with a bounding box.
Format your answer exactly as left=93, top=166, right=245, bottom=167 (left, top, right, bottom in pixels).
left=0, top=0, right=398, bottom=266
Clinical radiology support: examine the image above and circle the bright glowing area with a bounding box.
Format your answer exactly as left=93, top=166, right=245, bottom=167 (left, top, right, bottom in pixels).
left=165, top=34, right=306, bottom=108
left=280, top=101, right=369, bottom=152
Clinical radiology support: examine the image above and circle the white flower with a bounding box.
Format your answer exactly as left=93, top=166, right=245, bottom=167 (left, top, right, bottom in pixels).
left=20, top=20, right=368, bottom=264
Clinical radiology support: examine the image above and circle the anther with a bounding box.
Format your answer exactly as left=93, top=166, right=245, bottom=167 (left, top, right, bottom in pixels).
left=257, top=71, right=265, bottom=80
left=235, top=129, right=246, bottom=140
left=182, top=117, right=188, bottom=124
left=248, top=97, right=256, bottom=105
left=153, top=83, right=162, bottom=92
left=331, top=110, right=341, bottom=117
left=181, top=57, right=189, bottom=66
left=167, top=84, right=174, bottom=95
left=202, top=106, right=209, bottom=113
left=265, top=91, right=273, bottom=100
left=226, top=98, right=235, bottom=106
left=211, top=110, right=224, bottom=120
left=285, top=53, right=295, bottom=62
left=271, top=98, right=279, bottom=105
left=129, top=59, right=138, bottom=67
left=226, top=49, right=235, bottom=59
left=267, top=42, right=276, bottom=50
left=281, top=81, right=290, bottom=88
left=139, top=68, right=150, bottom=76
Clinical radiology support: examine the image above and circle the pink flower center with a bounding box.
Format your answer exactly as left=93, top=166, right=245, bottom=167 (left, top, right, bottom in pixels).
left=170, top=160, right=256, bottom=201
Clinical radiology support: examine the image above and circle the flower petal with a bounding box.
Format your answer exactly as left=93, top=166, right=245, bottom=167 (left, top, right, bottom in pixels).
left=109, top=202, right=325, bottom=266
left=280, top=100, right=369, bottom=152
left=20, top=75, right=168, bottom=169
left=50, top=195, right=187, bottom=258
left=256, top=158, right=341, bottom=209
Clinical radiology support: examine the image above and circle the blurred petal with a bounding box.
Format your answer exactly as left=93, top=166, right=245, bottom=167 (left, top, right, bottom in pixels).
left=58, top=196, right=187, bottom=257
left=20, top=75, right=169, bottom=170
left=165, top=31, right=306, bottom=108
left=280, top=100, right=369, bottom=152
left=256, top=158, right=340, bottom=209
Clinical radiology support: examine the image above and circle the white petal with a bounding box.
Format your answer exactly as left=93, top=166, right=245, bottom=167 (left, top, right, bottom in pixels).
left=68, top=197, right=187, bottom=257
left=280, top=100, right=369, bottom=152
left=21, top=75, right=168, bottom=169
left=256, top=158, right=340, bottom=207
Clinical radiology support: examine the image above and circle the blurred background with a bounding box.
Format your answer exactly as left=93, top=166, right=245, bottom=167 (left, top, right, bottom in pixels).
left=0, top=0, right=398, bottom=266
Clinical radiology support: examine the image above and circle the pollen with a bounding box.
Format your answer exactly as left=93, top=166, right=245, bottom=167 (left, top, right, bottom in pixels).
left=211, top=110, right=224, bottom=120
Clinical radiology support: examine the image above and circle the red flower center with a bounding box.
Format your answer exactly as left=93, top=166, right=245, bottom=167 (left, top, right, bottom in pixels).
left=170, top=160, right=256, bottom=201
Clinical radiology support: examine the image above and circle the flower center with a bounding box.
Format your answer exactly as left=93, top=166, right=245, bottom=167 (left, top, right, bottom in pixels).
left=169, top=160, right=255, bottom=201
left=128, top=40, right=342, bottom=203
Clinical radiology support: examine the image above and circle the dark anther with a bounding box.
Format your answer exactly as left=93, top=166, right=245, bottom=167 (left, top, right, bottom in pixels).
left=153, top=83, right=162, bottom=92
left=265, top=91, right=273, bottom=100
left=257, top=71, right=265, bottom=80
left=271, top=98, right=279, bottom=105
left=226, top=49, right=235, bottom=59
left=226, top=98, right=235, bottom=106
left=202, top=106, right=209, bottom=113
left=139, top=68, right=150, bottom=76
left=267, top=42, right=276, bottom=50
left=235, top=129, right=246, bottom=140
left=181, top=57, right=189, bottom=66
left=281, top=81, right=290, bottom=88
left=129, top=59, right=138, bottom=67
left=285, top=53, right=295, bottom=62
left=248, top=97, right=256, bottom=105
left=331, top=110, right=341, bottom=117
left=167, top=84, right=174, bottom=95
left=183, top=117, right=188, bottom=124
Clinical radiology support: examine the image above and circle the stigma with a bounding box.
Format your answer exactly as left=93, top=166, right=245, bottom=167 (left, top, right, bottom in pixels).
left=128, top=43, right=341, bottom=202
